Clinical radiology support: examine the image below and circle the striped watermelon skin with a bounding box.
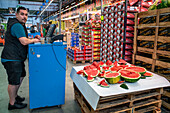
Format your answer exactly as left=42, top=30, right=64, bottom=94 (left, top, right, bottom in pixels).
left=105, top=72, right=121, bottom=84
left=125, top=66, right=146, bottom=75
left=143, top=72, right=153, bottom=77
left=119, top=69, right=141, bottom=83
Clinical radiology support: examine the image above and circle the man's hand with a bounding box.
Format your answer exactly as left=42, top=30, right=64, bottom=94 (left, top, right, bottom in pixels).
left=19, top=37, right=40, bottom=45
left=33, top=38, right=41, bottom=43
left=34, top=35, right=41, bottom=39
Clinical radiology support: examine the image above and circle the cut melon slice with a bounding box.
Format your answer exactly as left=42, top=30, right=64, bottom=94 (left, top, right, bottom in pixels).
left=105, top=72, right=121, bottom=84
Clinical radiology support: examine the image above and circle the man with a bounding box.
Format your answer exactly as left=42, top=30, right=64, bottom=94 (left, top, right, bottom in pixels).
left=0, top=25, right=5, bottom=39
left=1, top=6, right=40, bottom=110
left=46, top=21, right=52, bottom=32
left=53, top=23, right=59, bottom=35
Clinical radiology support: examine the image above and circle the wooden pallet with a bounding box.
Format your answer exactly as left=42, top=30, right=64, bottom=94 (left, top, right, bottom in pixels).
left=73, top=83, right=162, bottom=113
left=67, top=56, right=92, bottom=64
left=162, top=88, right=170, bottom=110
left=132, top=7, right=170, bottom=79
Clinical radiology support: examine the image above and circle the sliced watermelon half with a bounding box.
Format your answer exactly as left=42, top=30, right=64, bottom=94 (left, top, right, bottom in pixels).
left=84, top=66, right=90, bottom=70
left=110, top=66, right=123, bottom=72
left=100, top=81, right=109, bottom=88
left=105, top=72, right=121, bottom=84
left=102, top=66, right=110, bottom=71
left=77, top=70, right=84, bottom=75
left=118, top=59, right=127, bottom=65
left=98, top=71, right=105, bottom=78
left=84, top=69, right=99, bottom=77
left=119, top=69, right=141, bottom=83
left=87, top=75, right=94, bottom=82
left=89, top=65, right=97, bottom=70
left=92, top=61, right=99, bottom=68
left=113, top=61, right=118, bottom=67
left=118, top=65, right=129, bottom=69
left=125, top=66, right=146, bottom=75
left=97, top=79, right=105, bottom=85
left=98, top=61, right=105, bottom=66
left=143, top=72, right=153, bottom=77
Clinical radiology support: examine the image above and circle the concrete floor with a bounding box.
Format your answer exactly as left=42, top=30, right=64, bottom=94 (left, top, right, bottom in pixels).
left=0, top=46, right=83, bottom=113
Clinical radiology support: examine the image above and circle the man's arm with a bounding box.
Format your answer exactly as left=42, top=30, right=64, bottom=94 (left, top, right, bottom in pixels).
left=19, top=37, right=40, bottom=45
left=11, top=23, right=40, bottom=45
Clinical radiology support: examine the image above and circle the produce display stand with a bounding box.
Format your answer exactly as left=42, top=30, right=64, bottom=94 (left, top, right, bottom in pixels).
left=70, top=66, right=170, bottom=113
left=74, top=83, right=162, bottom=113
left=132, top=7, right=170, bottom=110
left=67, top=46, right=93, bottom=64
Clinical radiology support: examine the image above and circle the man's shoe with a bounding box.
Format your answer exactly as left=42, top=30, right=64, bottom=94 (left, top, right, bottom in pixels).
left=8, top=102, right=27, bottom=110
left=15, top=95, right=25, bottom=103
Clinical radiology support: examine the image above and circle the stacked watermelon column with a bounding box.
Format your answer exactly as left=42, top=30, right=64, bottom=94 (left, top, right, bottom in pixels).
left=82, top=25, right=92, bottom=46
left=124, top=12, right=135, bottom=62
left=92, top=25, right=101, bottom=61
left=101, top=1, right=126, bottom=63
left=100, top=0, right=148, bottom=63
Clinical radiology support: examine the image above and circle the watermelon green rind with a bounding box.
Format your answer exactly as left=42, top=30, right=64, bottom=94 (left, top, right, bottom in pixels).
left=100, top=82, right=110, bottom=88
left=121, top=73, right=141, bottom=83
left=143, top=72, right=153, bottom=77
left=101, top=84, right=110, bottom=88
left=125, top=66, right=146, bottom=75
left=87, top=77, right=94, bottom=82
left=104, top=72, right=121, bottom=84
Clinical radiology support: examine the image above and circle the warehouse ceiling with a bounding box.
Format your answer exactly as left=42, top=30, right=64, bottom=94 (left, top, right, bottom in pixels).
left=0, top=0, right=78, bottom=20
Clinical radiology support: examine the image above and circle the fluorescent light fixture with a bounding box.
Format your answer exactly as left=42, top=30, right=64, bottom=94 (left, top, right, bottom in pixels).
left=65, top=6, right=69, bottom=8
left=44, top=0, right=88, bottom=20
left=39, top=0, right=54, bottom=16
left=71, top=2, right=76, bottom=5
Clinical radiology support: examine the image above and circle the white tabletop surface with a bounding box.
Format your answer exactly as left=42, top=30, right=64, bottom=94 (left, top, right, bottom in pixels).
left=70, top=65, right=170, bottom=110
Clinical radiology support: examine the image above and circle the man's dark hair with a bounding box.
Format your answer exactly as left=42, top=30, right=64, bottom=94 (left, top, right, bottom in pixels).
left=49, top=21, right=52, bottom=24
left=17, top=6, right=27, bottom=13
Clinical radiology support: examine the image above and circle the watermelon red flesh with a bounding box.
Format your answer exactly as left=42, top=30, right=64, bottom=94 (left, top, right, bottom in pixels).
left=84, top=69, right=99, bottom=77
left=100, top=81, right=109, bottom=88
left=105, top=72, right=121, bottom=84
left=125, top=67, right=146, bottom=75
left=89, top=65, right=97, bottom=69
left=77, top=70, right=84, bottom=75
left=110, top=66, right=123, bottom=72
left=105, top=72, right=120, bottom=78
left=102, top=66, right=110, bottom=70
left=119, top=69, right=131, bottom=75
left=118, top=59, right=127, bottom=65
left=98, top=71, right=105, bottom=78
left=84, top=66, right=90, bottom=70
left=92, top=61, right=99, bottom=68
left=119, top=69, right=141, bottom=83
left=98, top=79, right=105, bottom=85
left=87, top=75, right=94, bottom=82
left=98, top=61, right=104, bottom=66
left=118, top=65, right=129, bottom=69
left=113, top=61, right=118, bottom=67
left=143, top=72, right=153, bottom=77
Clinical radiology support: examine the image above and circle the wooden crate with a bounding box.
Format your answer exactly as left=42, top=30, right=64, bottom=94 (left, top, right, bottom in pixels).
left=67, top=55, right=92, bottom=64
left=162, top=87, right=170, bottom=110
left=132, top=8, right=170, bottom=110
left=132, top=7, right=170, bottom=77
left=73, top=83, right=162, bottom=113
